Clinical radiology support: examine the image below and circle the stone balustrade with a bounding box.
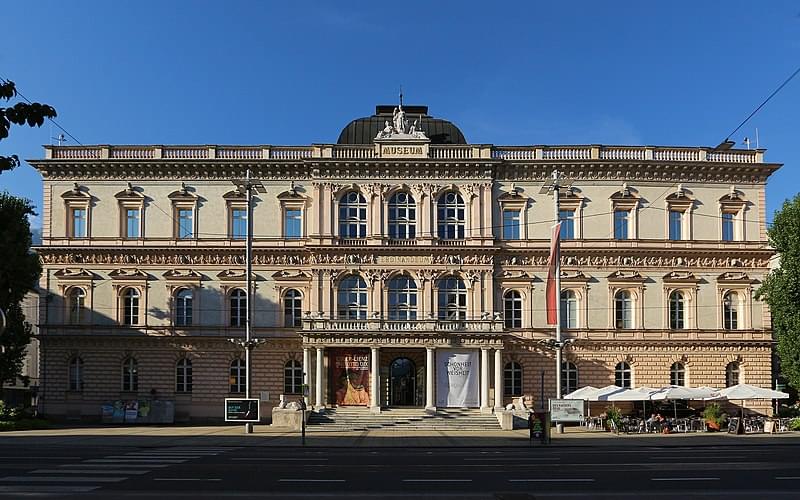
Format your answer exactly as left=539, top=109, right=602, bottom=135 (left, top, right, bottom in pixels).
left=302, top=317, right=505, bottom=333
left=44, top=144, right=764, bottom=163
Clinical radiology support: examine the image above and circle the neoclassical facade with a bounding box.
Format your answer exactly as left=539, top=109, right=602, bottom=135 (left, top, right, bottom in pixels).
left=30, top=103, right=779, bottom=421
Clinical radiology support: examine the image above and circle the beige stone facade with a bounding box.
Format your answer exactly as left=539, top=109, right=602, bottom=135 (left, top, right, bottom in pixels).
left=29, top=108, right=780, bottom=421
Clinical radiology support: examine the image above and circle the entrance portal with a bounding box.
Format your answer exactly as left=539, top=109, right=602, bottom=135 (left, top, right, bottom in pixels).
left=389, top=357, right=417, bottom=406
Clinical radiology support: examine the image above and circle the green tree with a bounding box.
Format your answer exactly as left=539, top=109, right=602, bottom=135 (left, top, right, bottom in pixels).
left=756, top=194, right=800, bottom=391
left=0, top=194, right=42, bottom=390
left=1, top=79, right=57, bottom=173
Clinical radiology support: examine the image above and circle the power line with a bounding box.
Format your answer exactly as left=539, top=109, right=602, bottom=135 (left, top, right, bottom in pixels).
left=723, top=64, right=800, bottom=143
left=0, top=75, right=83, bottom=146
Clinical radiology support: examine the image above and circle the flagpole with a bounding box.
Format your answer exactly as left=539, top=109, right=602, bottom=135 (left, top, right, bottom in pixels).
left=553, top=171, right=563, bottom=402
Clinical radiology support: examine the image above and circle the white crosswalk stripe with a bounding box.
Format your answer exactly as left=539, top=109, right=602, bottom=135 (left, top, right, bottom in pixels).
left=0, top=446, right=239, bottom=497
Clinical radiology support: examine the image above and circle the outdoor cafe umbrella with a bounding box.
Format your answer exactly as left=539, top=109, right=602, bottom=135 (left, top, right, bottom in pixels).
left=650, top=386, right=720, bottom=419
left=562, top=386, right=600, bottom=401
left=710, top=383, right=789, bottom=418
left=598, top=387, right=659, bottom=417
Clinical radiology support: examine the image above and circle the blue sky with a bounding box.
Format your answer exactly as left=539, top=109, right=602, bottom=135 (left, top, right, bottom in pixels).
left=2, top=1, right=799, bottom=225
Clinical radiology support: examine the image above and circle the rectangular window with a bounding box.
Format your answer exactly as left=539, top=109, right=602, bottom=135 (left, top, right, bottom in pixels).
left=614, top=210, right=629, bottom=240
left=285, top=209, right=302, bottom=239
left=722, top=212, right=734, bottom=241
left=231, top=208, right=247, bottom=240
left=126, top=208, right=140, bottom=238
left=502, top=209, right=521, bottom=240
left=558, top=210, right=575, bottom=240
left=669, top=210, right=682, bottom=240
left=71, top=208, right=87, bottom=238
left=177, top=208, right=194, bottom=239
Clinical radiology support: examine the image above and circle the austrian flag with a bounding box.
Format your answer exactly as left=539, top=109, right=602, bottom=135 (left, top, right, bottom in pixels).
left=545, top=222, right=562, bottom=325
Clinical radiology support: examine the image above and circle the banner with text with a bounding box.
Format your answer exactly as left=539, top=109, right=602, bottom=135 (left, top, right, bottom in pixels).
left=332, top=349, right=371, bottom=406
left=436, top=349, right=479, bottom=408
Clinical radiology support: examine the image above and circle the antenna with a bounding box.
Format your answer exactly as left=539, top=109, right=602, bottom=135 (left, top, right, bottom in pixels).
left=743, top=137, right=750, bottom=150
left=51, top=133, right=67, bottom=146
left=755, top=128, right=760, bottom=149
left=399, top=85, right=403, bottom=107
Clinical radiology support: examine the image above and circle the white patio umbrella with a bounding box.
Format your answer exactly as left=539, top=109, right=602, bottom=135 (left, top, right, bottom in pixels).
left=600, top=387, right=659, bottom=418
left=562, top=386, right=600, bottom=400
left=650, top=386, right=720, bottom=419
left=711, top=383, right=790, bottom=418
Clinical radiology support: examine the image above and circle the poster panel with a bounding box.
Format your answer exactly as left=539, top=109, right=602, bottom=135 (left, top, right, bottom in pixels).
left=549, top=399, right=584, bottom=422
left=332, top=349, right=371, bottom=406
left=436, top=349, right=479, bottom=407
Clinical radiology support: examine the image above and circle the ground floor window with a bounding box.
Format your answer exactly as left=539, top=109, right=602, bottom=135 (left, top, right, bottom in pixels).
left=504, top=361, right=522, bottom=397
left=284, top=359, right=302, bottom=395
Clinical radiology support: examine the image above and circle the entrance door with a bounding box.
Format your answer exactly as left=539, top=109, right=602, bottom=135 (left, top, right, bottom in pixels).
left=389, top=358, right=417, bottom=406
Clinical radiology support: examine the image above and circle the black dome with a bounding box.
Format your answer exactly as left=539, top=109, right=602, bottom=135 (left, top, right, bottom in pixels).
left=337, top=105, right=467, bottom=145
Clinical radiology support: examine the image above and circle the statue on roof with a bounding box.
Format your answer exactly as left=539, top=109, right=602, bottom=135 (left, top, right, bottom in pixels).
left=375, top=90, right=429, bottom=140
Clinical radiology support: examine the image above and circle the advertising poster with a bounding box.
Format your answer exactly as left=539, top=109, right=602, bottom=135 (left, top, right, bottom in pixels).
left=549, top=399, right=584, bottom=422
left=436, top=349, right=479, bottom=407
left=332, top=349, right=371, bottom=406
left=124, top=400, right=139, bottom=423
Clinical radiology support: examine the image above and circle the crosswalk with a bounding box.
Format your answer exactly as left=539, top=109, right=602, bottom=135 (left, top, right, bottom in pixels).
left=0, top=446, right=237, bottom=496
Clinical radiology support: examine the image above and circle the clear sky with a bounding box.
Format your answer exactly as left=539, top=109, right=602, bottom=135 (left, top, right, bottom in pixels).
left=2, top=0, right=798, bottom=226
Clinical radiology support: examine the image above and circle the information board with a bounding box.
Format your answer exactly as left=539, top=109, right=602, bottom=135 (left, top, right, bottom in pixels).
left=549, top=399, right=585, bottom=422
left=225, top=398, right=260, bottom=422
left=727, top=417, right=741, bottom=434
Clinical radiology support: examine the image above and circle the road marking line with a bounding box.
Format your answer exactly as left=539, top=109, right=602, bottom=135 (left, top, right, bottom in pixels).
left=232, top=458, right=328, bottom=461
left=775, top=477, right=800, bottom=480
left=0, top=485, right=100, bottom=493
left=85, top=459, right=186, bottom=464
left=153, top=478, right=222, bottom=482
left=278, top=479, right=345, bottom=483
left=509, top=479, right=595, bottom=483
left=651, top=477, right=720, bottom=481
left=0, top=457, right=83, bottom=460
left=464, top=457, right=561, bottom=461
left=0, top=476, right=127, bottom=483
left=32, top=469, right=149, bottom=475
left=61, top=464, right=168, bottom=468
left=403, top=479, right=473, bottom=482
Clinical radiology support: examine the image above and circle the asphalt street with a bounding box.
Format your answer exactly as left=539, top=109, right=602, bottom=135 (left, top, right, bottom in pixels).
left=1, top=442, right=799, bottom=499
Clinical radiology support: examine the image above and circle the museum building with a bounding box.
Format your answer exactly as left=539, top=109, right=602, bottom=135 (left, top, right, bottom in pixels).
left=29, top=102, right=780, bottom=421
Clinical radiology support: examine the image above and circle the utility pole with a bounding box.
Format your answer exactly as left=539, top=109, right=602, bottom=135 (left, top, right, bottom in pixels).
left=231, top=169, right=266, bottom=434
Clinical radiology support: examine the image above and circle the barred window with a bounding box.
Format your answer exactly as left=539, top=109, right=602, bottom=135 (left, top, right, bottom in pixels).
left=504, top=361, right=523, bottom=397
left=176, top=358, right=193, bottom=393
left=284, top=359, right=303, bottom=395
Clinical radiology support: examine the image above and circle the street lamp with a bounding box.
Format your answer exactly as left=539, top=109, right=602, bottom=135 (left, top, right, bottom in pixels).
left=230, top=169, right=266, bottom=434
left=539, top=170, right=573, bottom=402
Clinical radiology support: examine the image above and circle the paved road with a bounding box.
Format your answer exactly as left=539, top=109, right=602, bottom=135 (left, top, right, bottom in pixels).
left=1, top=443, right=800, bottom=498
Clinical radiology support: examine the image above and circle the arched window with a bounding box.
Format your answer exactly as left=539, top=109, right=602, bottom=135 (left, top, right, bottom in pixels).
left=339, top=191, right=367, bottom=238
left=437, top=191, right=465, bottom=240
left=504, top=361, right=523, bottom=397
left=176, top=358, right=192, bottom=393
left=669, top=291, right=685, bottom=330
left=723, top=292, right=739, bottom=330
left=561, top=362, right=578, bottom=396
left=122, top=288, right=140, bottom=326
left=68, top=357, right=83, bottom=391
left=230, top=358, right=246, bottom=393
left=615, top=361, right=631, bottom=388
left=284, top=289, right=303, bottom=328
left=284, top=359, right=303, bottom=395
left=230, top=288, right=247, bottom=327
left=337, top=275, right=368, bottom=320
left=726, top=361, right=741, bottom=387
left=504, top=290, right=522, bottom=328
left=437, top=277, right=466, bottom=320
left=122, top=357, right=138, bottom=392
left=561, top=290, right=577, bottom=329
left=388, top=276, right=417, bottom=321
left=388, top=192, right=416, bottom=239
left=614, top=290, right=632, bottom=329
left=670, top=362, right=686, bottom=386
left=175, top=288, right=193, bottom=327
left=67, top=287, right=86, bottom=325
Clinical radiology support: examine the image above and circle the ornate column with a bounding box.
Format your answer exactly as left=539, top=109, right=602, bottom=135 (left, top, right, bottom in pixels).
left=425, top=346, right=436, bottom=413
left=480, top=347, right=490, bottom=413
left=370, top=346, right=381, bottom=413
left=315, top=347, right=325, bottom=409
left=494, top=348, right=503, bottom=409
left=303, top=347, right=311, bottom=406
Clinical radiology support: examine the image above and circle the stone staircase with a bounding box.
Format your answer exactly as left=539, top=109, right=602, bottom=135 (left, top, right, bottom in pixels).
left=306, top=407, right=501, bottom=432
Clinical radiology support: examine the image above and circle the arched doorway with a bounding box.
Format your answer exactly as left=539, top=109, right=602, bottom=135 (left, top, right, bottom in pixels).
left=389, top=357, right=417, bottom=407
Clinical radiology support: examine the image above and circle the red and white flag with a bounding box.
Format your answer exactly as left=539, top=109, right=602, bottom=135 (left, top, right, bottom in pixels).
left=545, top=222, right=562, bottom=325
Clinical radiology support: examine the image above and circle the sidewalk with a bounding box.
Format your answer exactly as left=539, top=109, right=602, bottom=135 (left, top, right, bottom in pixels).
left=0, top=424, right=797, bottom=448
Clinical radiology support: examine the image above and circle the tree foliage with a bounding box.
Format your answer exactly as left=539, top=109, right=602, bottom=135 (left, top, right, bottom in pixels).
left=0, top=79, right=57, bottom=173
left=0, top=194, right=42, bottom=389
left=756, top=194, right=800, bottom=391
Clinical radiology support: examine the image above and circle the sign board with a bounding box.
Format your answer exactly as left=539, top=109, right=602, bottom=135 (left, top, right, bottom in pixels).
left=764, top=420, right=775, bottom=434
left=436, top=349, right=479, bottom=407
left=332, top=349, right=371, bottom=406
left=549, top=399, right=585, bottom=422
left=727, top=416, right=741, bottom=434
left=225, top=398, right=260, bottom=422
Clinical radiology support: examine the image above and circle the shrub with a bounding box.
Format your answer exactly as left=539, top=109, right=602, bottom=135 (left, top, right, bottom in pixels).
left=605, top=406, right=622, bottom=432
left=0, top=401, right=21, bottom=421
left=702, top=403, right=728, bottom=427
left=789, top=418, right=800, bottom=431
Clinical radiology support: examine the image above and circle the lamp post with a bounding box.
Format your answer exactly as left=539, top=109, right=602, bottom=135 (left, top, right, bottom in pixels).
left=539, top=170, right=573, bottom=401
left=230, top=169, right=266, bottom=434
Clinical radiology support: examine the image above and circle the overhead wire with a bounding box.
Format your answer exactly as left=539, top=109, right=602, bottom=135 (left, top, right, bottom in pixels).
left=0, top=75, right=83, bottom=146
